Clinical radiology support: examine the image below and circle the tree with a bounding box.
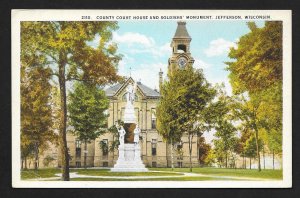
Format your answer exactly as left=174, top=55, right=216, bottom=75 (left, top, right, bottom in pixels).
left=213, top=121, right=238, bottom=168
left=156, top=79, right=182, bottom=170
left=157, top=66, right=216, bottom=172
left=198, top=137, right=211, bottom=166
left=226, top=21, right=282, bottom=94
left=233, top=95, right=263, bottom=171
left=226, top=22, right=283, bottom=171
left=68, top=82, right=109, bottom=168
left=237, top=127, right=252, bottom=169
left=106, top=120, right=124, bottom=163
left=204, top=149, right=216, bottom=167
left=205, top=84, right=239, bottom=168
left=21, top=21, right=122, bottom=180
left=21, top=64, right=55, bottom=170
left=244, top=135, right=263, bottom=169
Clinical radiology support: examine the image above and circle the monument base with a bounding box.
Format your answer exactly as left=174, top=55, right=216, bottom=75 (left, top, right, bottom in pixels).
left=111, top=144, right=148, bottom=172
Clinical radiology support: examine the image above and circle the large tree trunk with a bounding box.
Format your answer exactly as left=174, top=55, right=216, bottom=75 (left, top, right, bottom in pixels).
left=24, top=157, right=27, bottom=170
left=263, top=145, right=265, bottom=170
left=166, top=141, right=169, bottom=168
left=225, top=152, right=228, bottom=168
left=273, top=149, right=275, bottom=170
left=58, top=52, right=70, bottom=181
left=34, top=142, right=39, bottom=171
left=188, top=134, right=193, bottom=172
left=112, top=135, right=115, bottom=164
left=84, top=140, right=87, bottom=169
left=254, top=127, right=261, bottom=171
left=250, top=157, right=252, bottom=170
left=171, top=139, right=174, bottom=171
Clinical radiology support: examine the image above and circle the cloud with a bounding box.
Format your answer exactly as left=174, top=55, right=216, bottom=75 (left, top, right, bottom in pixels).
left=208, top=76, right=233, bottom=96
left=193, top=58, right=211, bottom=69
left=118, top=62, right=167, bottom=90
left=158, top=42, right=172, bottom=55
left=203, top=129, right=216, bottom=145
left=127, top=42, right=171, bottom=58
left=204, top=38, right=237, bottom=57
left=113, top=32, right=171, bottom=58
left=113, top=32, right=155, bottom=47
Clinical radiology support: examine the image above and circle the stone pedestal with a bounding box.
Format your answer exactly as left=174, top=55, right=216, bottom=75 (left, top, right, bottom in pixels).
left=111, top=143, right=148, bottom=172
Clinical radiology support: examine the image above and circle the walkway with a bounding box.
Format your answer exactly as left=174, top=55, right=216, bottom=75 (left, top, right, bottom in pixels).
left=26, top=170, right=273, bottom=181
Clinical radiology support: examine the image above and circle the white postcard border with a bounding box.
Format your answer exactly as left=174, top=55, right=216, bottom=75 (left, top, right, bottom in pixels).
left=11, top=9, right=292, bottom=188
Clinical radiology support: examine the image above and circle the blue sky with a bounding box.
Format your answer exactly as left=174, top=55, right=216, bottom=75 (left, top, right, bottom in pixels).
left=109, top=20, right=265, bottom=95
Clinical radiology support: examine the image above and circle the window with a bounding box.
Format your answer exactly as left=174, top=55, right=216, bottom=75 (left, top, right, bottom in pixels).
left=103, top=162, right=108, bottom=167
left=176, top=141, right=183, bottom=160
left=177, top=141, right=183, bottom=150
left=177, top=44, right=186, bottom=53
left=75, top=140, right=81, bottom=158
left=135, top=108, right=139, bottom=124
left=122, top=93, right=127, bottom=101
left=101, top=139, right=108, bottom=156
left=121, top=108, right=125, bottom=121
left=152, top=162, right=157, bottom=167
left=177, top=162, right=183, bottom=168
left=151, top=139, right=157, bottom=156
left=122, top=93, right=138, bottom=101
left=151, top=108, right=156, bottom=129
left=76, top=161, right=81, bottom=168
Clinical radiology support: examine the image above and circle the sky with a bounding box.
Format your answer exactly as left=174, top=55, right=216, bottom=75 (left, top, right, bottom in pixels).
left=91, top=20, right=265, bottom=143
left=108, top=20, right=264, bottom=95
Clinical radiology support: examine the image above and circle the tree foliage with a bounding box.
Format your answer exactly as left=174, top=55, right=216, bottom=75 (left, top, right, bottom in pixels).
left=198, top=137, right=211, bottom=166
left=68, top=82, right=109, bottom=167
left=68, top=82, right=109, bottom=141
left=226, top=21, right=283, bottom=170
left=226, top=21, right=282, bottom=94
left=21, top=64, right=56, bottom=170
left=21, top=21, right=122, bottom=180
left=157, top=66, right=216, bottom=171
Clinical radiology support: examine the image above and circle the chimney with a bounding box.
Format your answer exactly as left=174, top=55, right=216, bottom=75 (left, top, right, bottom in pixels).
left=159, top=68, right=163, bottom=91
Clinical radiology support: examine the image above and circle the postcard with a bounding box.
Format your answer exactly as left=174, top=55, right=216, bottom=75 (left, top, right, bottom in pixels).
left=12, top=9, right=292, bottom=188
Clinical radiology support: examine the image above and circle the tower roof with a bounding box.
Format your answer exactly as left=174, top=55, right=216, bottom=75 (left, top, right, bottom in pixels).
left=173, top=21, right=191, bottom=39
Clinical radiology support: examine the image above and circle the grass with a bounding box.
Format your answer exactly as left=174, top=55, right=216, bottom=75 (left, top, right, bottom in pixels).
left=21, top=167, right=282, bottom=181
left=21, top=168, right=61, bottom=180
left=70, top=176, right=241, bottom=181
left=74, top=169, right=183, bottom=176
left=149, top=167, right=283, bottom=180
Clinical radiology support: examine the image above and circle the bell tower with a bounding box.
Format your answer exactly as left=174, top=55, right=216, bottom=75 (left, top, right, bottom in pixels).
left=168, top=21, right=194, bottom=76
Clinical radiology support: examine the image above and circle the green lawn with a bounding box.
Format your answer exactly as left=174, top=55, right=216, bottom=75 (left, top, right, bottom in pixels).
left=21, top=167, right=282, bottom=181
left=149, top=167, right=283, bottom=180
left=70, top=176, right=241, bottom=181
left=74, top=169, right=182, bottom=176
left=21, top=168, right=61, bottom=180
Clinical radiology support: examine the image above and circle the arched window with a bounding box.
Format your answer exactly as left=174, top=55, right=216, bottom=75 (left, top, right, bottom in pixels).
left=177, top=44, right=186, bottom=53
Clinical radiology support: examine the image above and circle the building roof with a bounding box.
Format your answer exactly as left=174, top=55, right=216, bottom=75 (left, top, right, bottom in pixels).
left=105, top=83, right=122, bottom=97
left=173, top=21, right=191, bottom=39
left=105, top=78, right=160, bottom=98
